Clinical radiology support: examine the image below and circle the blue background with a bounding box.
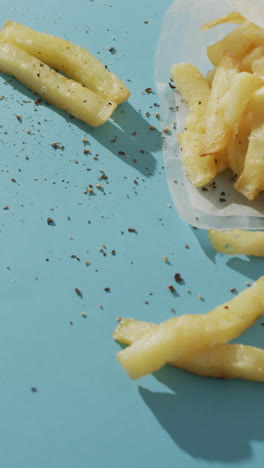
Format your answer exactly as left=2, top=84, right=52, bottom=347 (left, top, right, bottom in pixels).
left=0, top=0, right=264, bottom=467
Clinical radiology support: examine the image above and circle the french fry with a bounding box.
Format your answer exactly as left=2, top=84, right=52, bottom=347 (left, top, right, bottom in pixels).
left=200, top=53, right=241, bottom=156
left=177, top=131, right=217, bottom=187
left=0, top=20, right=130, bottom=104
left=222, top=72, right=262, bottom=128
left=209, top=229, right=264, bottom=256
left=227, top=109, right=252, bottom=176
left=241, top=45, right=264, bottom=72
left=242, top=21, right=264, bottom=46
left=0, top=40, right=117, bottom=127
left=206, top=22, right=253, bottom=67
left=117, top=277, right=264, bottom=379
left=114, top=318, right=264, bottom=381
left=201, top=11, right=245, bottom=31
left=233, top=125, right=264, bottom=200
left=170, top=63, right=210, bottom=132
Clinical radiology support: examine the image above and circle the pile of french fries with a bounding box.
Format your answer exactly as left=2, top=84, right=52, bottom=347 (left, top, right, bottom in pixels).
left=114, top=277, right=264, bottom=381
left=171, top=11, right=264, bottom=200
left=0, top=20, right=130, bottom=126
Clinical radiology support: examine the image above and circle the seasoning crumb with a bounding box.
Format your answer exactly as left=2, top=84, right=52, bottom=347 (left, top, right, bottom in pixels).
left=230, top=288, right=237, bottom=293
left=128, top=228, right=136, bottom=233
left=51, top=142, right=59, bottom=149
left=16, top=115, right=22, bottom=121
left=150, top=125, right=156, bottom=131
left=104, top=287, right=110, bottom=292
left=224, top=305, right=229, bottom=309
left=116, top=316, right=122, bottom=322
left=47, top=217, right=55, bottom=225
left=168, top=284, right=175, bottom=293
left=198, top=294, right=204, bottom=301
left=145, top=87, right=153, bottom=93
left=111, top=250, right=116, bottom=256
left=185, top=288, right=191, bottom=294
left=163, top=127, right=170, bottom=133
left=31, top=387, right=38, bottom=393
left=85, top=260, right=91, bottom=266
left=81, top=312, right=87, bottom=318
left=245, top=281, right=251, bottom=286
left=3, top=205, right=9, bottom=210
left=174, top=273, right=183, bottom=283
left=185, top=244, right=190, bottom=249
left=162, top=256, right=169, bottom=263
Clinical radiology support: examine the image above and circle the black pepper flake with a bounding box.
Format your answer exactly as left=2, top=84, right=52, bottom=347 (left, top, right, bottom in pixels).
left=108, top=46, right=115, bottom=53
left=83, top=149, right=90, bottom=154
left=128, top=228, right=136, bottom=232
left=11, top=178, right=16, bottom=183
left=71, top=254, right=80, bottom=261
left=70, top=321, right=74, bottom=325
left=31, top=387, right=38, bottom=393
left=201, top=187, right=208, bottom=192
left=47, top=217, right=55, bottom=225
left=3, top=205, right=9, bottom=210
left=145, top=87, right=153, bottom=94
left=219, top=198, right=226, bottom=202
left=104, top=287, right=110, bottom=292
left=168, top=82, right=176, bottom=89
left=15, top=115, right=22, bottom=121
left=51, top=142, right=59, bottom=149
left=118, top=151, right=125, bottom=155
left=230, top=288, right=237, bottom=293
left=111, top=250, right=116, bottom=255
left=174, top=273, right=183, bottom=283
left=168, top=284, right=176, bottom=293
left=75, top=288, right=82, bottom=297
left=34, top=98, right=42, bottom=105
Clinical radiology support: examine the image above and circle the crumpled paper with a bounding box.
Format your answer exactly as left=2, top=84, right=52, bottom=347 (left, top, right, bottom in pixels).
left=155, top=0, right=264, bottom=229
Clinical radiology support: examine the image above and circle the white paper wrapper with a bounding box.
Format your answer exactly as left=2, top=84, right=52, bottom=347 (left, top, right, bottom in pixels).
left=155, top=0, right=264, bottom=229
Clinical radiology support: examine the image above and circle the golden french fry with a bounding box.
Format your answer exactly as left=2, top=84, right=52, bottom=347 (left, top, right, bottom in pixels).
left=206, top=22, right=253, bottom=67
left=227, top=109, right=252, bottom=176
left=205, top=69, right=215, bottom=88
left=209, top=229, right=264, bottom=256
left=201, top=11, right=245, bottom=31
left=114, top=318, right=264, bottom=381
left=170, top=63, right=210, bottom=132
left=0, top=20, right=130, bottom=104
left=222, top=72, right=262, bottom=128
left=177, top=131, right=217, bottom=187
left=200, top=53, right=241, bottom=156
left=241, top=45, right=264, bottom=72
left=0, top=40, right=117, bottom=126
left=243, top=21, right=264, bottom=46
left=117, top=277, right=264, bottom=379
left=234, top=126, right=264, bottom=200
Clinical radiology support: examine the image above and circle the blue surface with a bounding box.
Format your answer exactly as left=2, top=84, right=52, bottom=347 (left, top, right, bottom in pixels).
left=0, top=1, right=264, bottom=467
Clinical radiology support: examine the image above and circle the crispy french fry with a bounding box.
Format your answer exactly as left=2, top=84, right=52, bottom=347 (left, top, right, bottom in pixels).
left=177, top=131, right=217, bottom=187
left=234, top=86, right=264, bottom=200
left=201, top=11, right=245, bottom=31
left=0, top=20, right=130, bottom=104
left=206, top=22, right=253, bottom=67
left=205, top=69, right=215, bottom=88
left=200, top=53, right=241, bottom=156
left=222, top=72, right=262, bottom=128
left=114, top=318, right=264, bottom=381
left=209, top=229, right=264, bottom=256
left=241, top=45, right=264, bottom=72
left=170, top=63, right=210, bottom=132
left=227, top=109, right=252, bottom=176
left=243, top=21, right=264, bottom=46
left=0, top=40, right=117, bottom=126
left=117, top=277, right=264, bottom=379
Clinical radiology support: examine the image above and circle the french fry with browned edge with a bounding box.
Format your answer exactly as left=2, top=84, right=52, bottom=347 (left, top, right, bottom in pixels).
left=117, top=277, right=264, bottom=379
left=114, top=318, right=264, bottom=381
left=0, top=20, right=130, bottom=104
left=209, top=229, right=264, bottom=256
left=0, top=40, right=117, bottom=127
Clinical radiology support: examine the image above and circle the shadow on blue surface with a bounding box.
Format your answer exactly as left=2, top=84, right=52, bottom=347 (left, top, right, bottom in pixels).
left=227, top=257, right=264, bottom=282
left=1, top=74, right=160, bottom=177
left=139, top=365, right=264, bottom=463
left=190, top=227, right=217, bottom=263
